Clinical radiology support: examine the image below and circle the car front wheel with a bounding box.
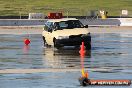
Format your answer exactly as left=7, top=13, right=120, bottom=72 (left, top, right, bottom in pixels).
left=85, top=43, right=91, bottom=50
left=53, top=38, right=62, bottom=49
left=42, top=36, right=49, bottom=47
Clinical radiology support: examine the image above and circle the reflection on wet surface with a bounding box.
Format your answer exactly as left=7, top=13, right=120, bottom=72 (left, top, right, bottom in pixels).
left=0, top=33, right=132, bottom=88
left=42, top=48, right=91, bottom=69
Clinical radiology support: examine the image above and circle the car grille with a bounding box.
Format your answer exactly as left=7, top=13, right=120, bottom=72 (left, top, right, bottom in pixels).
left=69, top=34, right=83, bottom=38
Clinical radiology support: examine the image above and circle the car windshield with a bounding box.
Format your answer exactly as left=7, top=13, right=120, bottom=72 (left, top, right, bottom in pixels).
left=54, top=20, right=84, bottom=30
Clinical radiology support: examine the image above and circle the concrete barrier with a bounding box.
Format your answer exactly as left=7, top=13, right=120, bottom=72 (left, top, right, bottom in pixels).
left=0, top=18, right=131, bottom=26
left=0, top=19, right=47, bottom=26
left=79, top=18, right=121, bottom=26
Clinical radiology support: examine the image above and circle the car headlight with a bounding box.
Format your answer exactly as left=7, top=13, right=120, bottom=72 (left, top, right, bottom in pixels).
left=58, top=36, right=69, bottom=39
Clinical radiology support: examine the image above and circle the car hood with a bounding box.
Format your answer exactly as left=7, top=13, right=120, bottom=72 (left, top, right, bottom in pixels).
left=52, top=28, right=90, bottom=37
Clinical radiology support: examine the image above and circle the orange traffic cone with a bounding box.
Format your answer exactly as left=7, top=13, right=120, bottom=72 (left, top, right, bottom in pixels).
left=79, top=42, right=85, bottom=54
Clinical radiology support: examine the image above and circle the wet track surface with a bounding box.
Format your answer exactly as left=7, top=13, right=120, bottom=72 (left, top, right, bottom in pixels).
left=0, top=33, right=132, bottom=88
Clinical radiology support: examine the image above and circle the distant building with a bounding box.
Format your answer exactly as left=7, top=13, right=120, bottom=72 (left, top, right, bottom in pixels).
left=28, top=13, right=45, bottom=19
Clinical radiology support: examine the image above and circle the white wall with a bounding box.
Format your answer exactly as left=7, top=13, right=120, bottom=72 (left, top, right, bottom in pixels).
left=118, top=18, right=132, bottom=26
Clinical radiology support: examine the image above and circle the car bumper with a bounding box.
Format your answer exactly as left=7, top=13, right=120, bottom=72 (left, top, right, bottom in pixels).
left=55, top=36, right=91, bottom=46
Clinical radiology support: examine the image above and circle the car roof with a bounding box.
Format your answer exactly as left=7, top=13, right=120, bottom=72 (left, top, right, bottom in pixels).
left=47, top=18, right=78, bottom=22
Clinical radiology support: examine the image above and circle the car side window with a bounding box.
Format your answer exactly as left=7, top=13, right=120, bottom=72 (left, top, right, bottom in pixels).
left=44, top=22, right=54, bottom=32
left=54, top=22, right=61, bottom=30
left=59, top=21, right=68, bottom=28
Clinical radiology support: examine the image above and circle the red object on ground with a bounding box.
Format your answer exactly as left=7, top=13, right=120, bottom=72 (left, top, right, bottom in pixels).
left=79, top=42, right=86, bottom=55
left=48, top=13, right=63, bottom=19
left=24, top=38, right=30, bottom=45
left=79, top=42, right=86, bottom=69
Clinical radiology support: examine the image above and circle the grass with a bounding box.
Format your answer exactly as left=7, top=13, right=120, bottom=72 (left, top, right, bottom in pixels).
left=0, top=0, right=132, bottom=16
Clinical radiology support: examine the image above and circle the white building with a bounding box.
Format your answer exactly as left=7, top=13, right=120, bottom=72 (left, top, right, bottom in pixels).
left=28, top=13, right=45, bottom=19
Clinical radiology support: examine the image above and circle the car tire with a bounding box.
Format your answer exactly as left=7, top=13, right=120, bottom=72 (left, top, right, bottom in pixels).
left=42, top=36, right=48, bottom=47
left=75, top=45, right=80, bottom=49
left=85, top=43, right=91, bottom=50
left=53, top=39, right=61, bottom=49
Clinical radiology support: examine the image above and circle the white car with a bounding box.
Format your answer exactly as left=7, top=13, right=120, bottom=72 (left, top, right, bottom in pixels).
left=42, top=18, right=91, bottom=49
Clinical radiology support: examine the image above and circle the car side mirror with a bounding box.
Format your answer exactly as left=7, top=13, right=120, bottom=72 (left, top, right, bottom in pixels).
left=54, top=28, right=57, bottom=31
left=84, top=25, right=88, bottom=28
left=54, top=26, right=59, bottom=31
left=48, top=28, right=52, bottom=33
